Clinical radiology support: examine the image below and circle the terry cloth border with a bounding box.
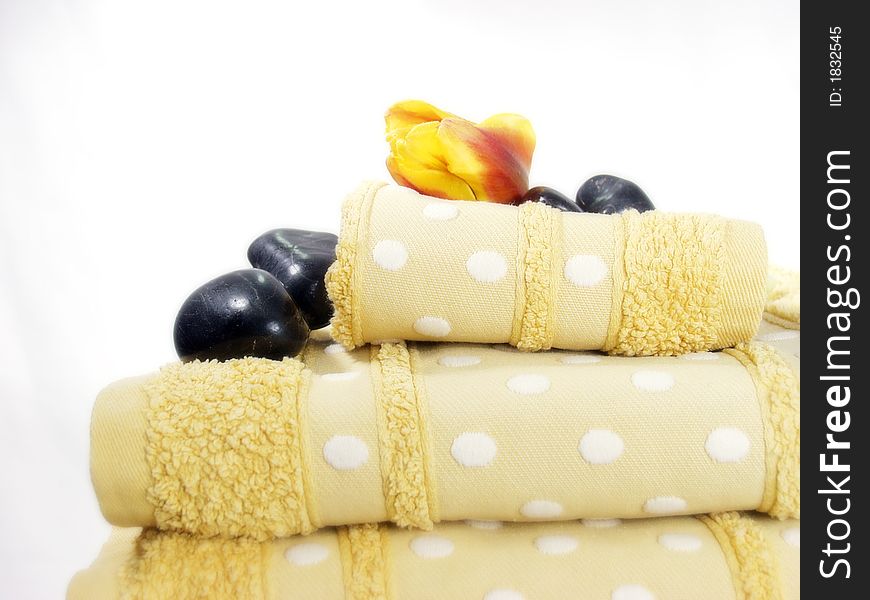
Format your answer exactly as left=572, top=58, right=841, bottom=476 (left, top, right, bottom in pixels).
left=143, top=357, right=315, bottom=540
left=700, top=512, right=782, bottom=600
left=370, top=342, right=437, bottom=529
left=606, top=210, right=725, bottom=356
left=725, top=342, right=800, bottom=519
left=120, top=529, right=267, bottom=600
left=510, top=201, right=562, bottom=351
left=338, top=524, right=391, bottom=600
left=326, top=181, right=387, bottom=349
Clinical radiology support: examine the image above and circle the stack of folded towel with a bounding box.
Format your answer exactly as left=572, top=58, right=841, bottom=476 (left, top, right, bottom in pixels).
left=70, top=183, right=800, bottom=599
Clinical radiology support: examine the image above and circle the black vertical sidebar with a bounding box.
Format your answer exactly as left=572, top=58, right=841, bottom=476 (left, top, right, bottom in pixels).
left=803, top=1, right=867, bottom=597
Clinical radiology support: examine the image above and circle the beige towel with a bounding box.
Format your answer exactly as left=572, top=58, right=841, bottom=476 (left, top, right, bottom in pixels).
left=326, top=182, right=768, bottom=355
left=90, top=318, right=798, bottom=540
left=69, top=515, right=800, bottom=600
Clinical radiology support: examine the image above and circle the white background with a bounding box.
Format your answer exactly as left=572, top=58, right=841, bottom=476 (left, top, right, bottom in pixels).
left=1, top=0, right=798, bottom=597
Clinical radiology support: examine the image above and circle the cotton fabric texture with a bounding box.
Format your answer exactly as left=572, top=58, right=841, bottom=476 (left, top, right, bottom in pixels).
left=325, top=182, right=768, bottom=355
left=90, top=317, right=799, bottom=540
left=76, top=176, right=799, bottom=600
left=68, top=514, right=800, bottom=600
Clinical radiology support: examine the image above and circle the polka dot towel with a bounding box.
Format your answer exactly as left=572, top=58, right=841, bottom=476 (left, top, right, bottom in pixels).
left=70, top=515, right=800, bottom=599
left=325, top=182, right=770, bottom=355
left=89, top=322, right=799, bottom=539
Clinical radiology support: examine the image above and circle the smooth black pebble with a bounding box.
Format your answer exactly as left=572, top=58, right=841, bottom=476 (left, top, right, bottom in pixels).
left=247, top=229, right=338, bottom=330
left=174, top=269, right=310, bottom=362
left=519, top=186, right=583, bottom=212
left=576, top=175, right=655, bottom=214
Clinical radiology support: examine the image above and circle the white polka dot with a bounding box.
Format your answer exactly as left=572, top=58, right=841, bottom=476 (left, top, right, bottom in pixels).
left=423, top=202, right=459, bottom=220
left=564, top=254, right=607, bottom=287
left=484, top=590, right=525, bottom=600
left=466, top=250, right=508, bottom=283
left=413, top=316, right=451, bottom=337
left=439, top=355, right=482, bottom=367
left=465, top=520, right=503, bottom=530
left=582, top=518, right=622, bottom=528
left=782, top=527, right=800, bottom=548
left=560, top=353, right=602, bottom=365
left=643, top=496, right=688, bottom=514
left=579, top=429, right=625, bottom=464
left=631, top=370, right=675, bottom=392
left=506, top=374, right=551, bottom=395
left=321, top=371, right=360, bottom=382
left=372, top=239, right=408, bottom=271
left=520, top=500, right=563, bottom=519
left=705, top=427, right=751, bottom=463
left=757, top=330, right=800, bottom=342
left=534, top=535, right=579, bottom=555
left=324, top=343, right=347, bottom=355
left=323, top=435, right=369, bottom=470
left=285, top=543, right=329, bottom=566
left=658, top=533, right=703, bottom=552
left=451, top=432, right=497, bottom=467
left=680, top=351, right=720, bottom=361
left=409, top=535, right=454, bottom=558
left=612, top=584, right=655, bottom=600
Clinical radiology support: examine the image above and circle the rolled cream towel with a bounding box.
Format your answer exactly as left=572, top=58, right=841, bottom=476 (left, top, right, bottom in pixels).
left=90, top=319, right=798, bottom=540
left=325, top=182, right=768, bottom=355
left=764, top=266, right=800, bottom=330
left=68, top=514, right=800, bottom=600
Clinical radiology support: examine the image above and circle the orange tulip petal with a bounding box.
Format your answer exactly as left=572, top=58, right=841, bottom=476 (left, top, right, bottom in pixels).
left=437, top=118, right=529, bottom=203
left=384, top=100, right=535, bottom=202
left=478, top=113, right=536, bottom=172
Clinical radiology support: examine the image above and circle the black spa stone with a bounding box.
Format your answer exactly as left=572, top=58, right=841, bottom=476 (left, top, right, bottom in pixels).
left=576, top=175, right=655, bottom=214
left=247, top=228, right=338, bottom=330
left=173, top=269, right=309, bottom=362
left=519, top=186, right=583, bottom=212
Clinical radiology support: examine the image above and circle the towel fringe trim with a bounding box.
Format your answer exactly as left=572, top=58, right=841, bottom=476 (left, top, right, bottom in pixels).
left=143, top=357, right=314, bottom=540
left=370, top=343, right=436, bottom=529
left=699, top=512, right=782, bottom=600
left=606, top=210, right=725, bottom=356
left=510, top=201, right=560, bottom=351
left=326, top=181, right=386, bottom=349
left=120, top=529, right=266, bottom=599
left=725, top=343, right=800, bottom=519
left=339, top=524, right=391, bottom=600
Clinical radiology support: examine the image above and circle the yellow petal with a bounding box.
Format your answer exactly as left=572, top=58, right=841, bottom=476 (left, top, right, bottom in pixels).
left=398, top=122, right=449, bottom=171
left=385, top=100, right=456, bottom=141
left=386, top=156, right=476, bottom=200
left=388, top=124, right=475, bottom=200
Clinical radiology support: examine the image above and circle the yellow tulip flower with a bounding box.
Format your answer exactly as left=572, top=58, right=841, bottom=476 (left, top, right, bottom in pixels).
left=385, top=100, right=535, bottom=203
